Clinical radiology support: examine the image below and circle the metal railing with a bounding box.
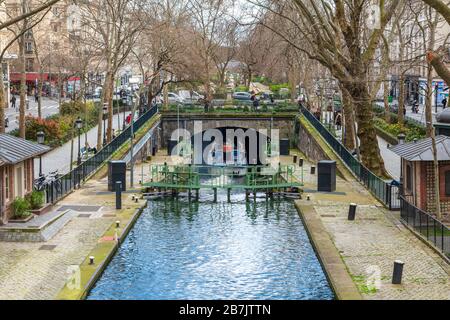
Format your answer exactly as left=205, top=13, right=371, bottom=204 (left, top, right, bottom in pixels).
left=300, top=104, right=400, bottom=209
left=400, top=196, right=450, bottom=258
left=45, top=106, right=159, bottom=204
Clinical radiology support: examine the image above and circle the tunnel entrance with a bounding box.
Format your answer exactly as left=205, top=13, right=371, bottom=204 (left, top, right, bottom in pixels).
left=189, top=127, right=272, bottom=166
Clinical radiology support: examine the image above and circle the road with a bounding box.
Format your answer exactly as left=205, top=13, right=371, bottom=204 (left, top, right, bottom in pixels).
left=33, top=113, right=125, bottom=179
left=5, top=96, right=64, bottom=133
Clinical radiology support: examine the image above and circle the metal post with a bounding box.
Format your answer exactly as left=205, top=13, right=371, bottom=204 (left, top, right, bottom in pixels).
left=115, top=181, right=122, bottom=210
left=213, top=188, right=217, bottom=202
left=103, top=115, right=106, bottom=147
left=39, top=156, right=42, bottom=177
left=392, top=260, right=404, bottom=284
left=77, top=128, right=81, bottom=166
left=227, top=188, right=231, bottom=202
left=348, top=203, right=357, bottom=220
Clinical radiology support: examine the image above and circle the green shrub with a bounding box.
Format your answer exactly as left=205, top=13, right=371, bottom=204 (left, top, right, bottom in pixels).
left=25, top=191, right=45, bottom=210
left=11, top=197, right=30, bottom=219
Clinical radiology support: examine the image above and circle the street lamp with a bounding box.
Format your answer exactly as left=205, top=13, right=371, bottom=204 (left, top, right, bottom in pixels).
left=102, top=104, right=108, bottom=147
left=75, top=117, right=83, bottom=165
left=36, top=131, right=45, bottom=177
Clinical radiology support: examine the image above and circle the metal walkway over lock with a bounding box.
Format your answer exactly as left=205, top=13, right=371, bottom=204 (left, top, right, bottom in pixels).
left=142, top=164, right=303, bottom=191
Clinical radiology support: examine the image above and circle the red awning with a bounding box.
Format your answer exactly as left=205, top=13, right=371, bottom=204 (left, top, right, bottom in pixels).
left=9, top=72, right=49, bottom=82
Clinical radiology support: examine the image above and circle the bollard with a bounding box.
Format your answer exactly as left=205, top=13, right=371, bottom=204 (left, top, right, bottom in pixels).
left=392, top=260, right=404, bottom=284
left=89, top=256, right=95, bottom=265
left=227, top=188, right=231, bottom=203
left=348, top=203, right=357, bottom=220
left=310, top=166, right=316, bottom=174
left=135, top=197, right=138, bottom=203
left=116, top=221, right=120, bottom=228
left=115, top=181, right=122, bottom=210
left=307, top=195, right=310, bottom=201
left=299, top=158, right=304, bottom=167
left=213, top=188, right=217, bottom=203
left=293, top=155, right=297, bottom=163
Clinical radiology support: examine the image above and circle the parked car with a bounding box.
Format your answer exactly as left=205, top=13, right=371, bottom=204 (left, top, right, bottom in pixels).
left=168, top=92, right=185, bottom=104
left=178, top=90, right=204, bottom=103
left=232, top=92, right=252, bottom=100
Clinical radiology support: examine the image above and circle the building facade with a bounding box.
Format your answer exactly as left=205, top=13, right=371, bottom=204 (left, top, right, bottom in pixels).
left=0, top=134, right=49, bottom=224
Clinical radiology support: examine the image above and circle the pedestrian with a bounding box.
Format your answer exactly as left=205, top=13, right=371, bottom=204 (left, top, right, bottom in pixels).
left=4, top=118, right=9, bottom=128
left=253, top=96, right=259, bottom=111
left=335, top=113, right=342, bottom=130
left=443, top=97, right=447, bottom=109
left=126, top=113, right=132, bottom=125
left=10, top=95, right=16, bottom=109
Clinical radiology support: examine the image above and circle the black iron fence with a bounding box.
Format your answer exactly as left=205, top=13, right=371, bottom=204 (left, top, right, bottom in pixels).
left=45, top=106, right=159, bottom=204
left=400, top=196, right=450, bottom=258
left=299, top=104, right=400, bottom=209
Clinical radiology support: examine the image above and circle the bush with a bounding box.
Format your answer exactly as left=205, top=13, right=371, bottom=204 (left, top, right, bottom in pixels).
left=25, top=191, right=44, bottom=210
left=373, top=117, right=426, bottom=142
left=11, top=197, right=30, bottom=219
left=234, top=85, right=249, bottom=92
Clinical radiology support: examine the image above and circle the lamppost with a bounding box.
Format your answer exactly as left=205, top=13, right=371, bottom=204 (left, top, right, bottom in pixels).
left=75, top=117, right=83, bottom=165
left=36, top=131, right=45, bottom=177
left=102, top=104, right=108, bottom=147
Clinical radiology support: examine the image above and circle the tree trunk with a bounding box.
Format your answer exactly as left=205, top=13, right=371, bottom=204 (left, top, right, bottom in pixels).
left=0, top=65, right=5, bottom=133
left=425, top=63, right=434, bottom=137
left=383, top=79, right=391, bottom=123
left=97, top=72, right=111, bottom=150
left=341, top=87, right=356, bottom=150
left=430, top=127, right=441, bottom=219
left=107, top=75, right=114, bottom=143
left=398, top=73, right=405, bottom=126
left=19, top=35, right=26, bottom=139
left=347, top=81, right=388, bottom=176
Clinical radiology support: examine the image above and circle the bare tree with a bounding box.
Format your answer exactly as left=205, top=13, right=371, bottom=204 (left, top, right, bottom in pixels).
left=248, top=0, right=402, bottom=176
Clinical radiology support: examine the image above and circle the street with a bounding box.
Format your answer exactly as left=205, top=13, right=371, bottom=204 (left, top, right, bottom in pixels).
left=5, top=96, right=61, bottom=133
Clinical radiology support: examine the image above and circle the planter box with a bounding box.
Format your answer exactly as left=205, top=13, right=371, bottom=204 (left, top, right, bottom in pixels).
left=9, top=214, right=34, bottom=223
left=30, top=203, right=53, bottom=216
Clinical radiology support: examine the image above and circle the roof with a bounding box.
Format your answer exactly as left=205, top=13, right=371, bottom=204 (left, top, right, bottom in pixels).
left=389, top=135, right=450, bottom=161
left=0, top=134, right=50, bottom=165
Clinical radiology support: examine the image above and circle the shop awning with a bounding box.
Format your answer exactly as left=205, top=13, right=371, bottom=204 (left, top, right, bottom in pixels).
left=9, top=72, right=49, bottom=82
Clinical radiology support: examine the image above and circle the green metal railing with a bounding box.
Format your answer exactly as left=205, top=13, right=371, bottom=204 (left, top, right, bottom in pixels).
left=143, top=164, right=303, bottom=190
left=299, top=104, right=399, bottom=209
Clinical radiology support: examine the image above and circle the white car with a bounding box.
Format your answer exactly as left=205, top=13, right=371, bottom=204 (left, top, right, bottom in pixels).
left=168, top=92, right=185, bottom=104
left=178, top=90, right=204, bottom=103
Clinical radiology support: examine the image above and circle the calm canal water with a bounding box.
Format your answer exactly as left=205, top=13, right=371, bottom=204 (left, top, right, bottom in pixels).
left=87, top=192, right=334, bottom=300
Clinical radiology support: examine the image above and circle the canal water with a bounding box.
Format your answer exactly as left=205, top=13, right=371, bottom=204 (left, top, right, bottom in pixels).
left=87, top=192, right=334, bottom=300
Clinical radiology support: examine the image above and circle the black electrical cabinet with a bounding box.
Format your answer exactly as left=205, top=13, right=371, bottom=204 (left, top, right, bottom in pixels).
left=317, top=160, right=336, bottom=192
left=280, top=139, right=290, bottom=156
left=108, top=160, right=126, bottom=192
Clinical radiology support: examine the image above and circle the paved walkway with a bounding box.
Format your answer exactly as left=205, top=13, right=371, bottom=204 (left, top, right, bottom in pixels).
left=290, top=150, right=450, bottom=300
left=0, top=157, right=155, bottom=300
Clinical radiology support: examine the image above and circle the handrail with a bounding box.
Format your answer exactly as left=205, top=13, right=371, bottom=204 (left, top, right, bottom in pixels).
left=45, top=106, right=159, bottom=203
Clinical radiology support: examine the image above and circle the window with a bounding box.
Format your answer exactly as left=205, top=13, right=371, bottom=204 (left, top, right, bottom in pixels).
left=25, top=41, right=33, bottom=53
left=5, top=170, right=9, bottom=201
left=406, top=163, right=412, bottom=191
left=445, top=171, right=450, bottom=196
left=24, top=161, right=27, bottom=193
left=26, top=58, right=34, bottom=72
